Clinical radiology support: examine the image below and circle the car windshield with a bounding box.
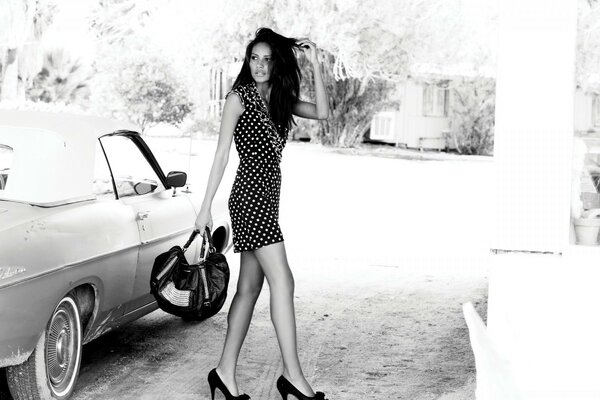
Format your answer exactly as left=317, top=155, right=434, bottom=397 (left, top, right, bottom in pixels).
left=0, top=144, right=13, bottom=192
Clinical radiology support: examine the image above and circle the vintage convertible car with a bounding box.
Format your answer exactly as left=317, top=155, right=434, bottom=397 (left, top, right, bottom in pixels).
left=0, top=110, right=232, bottom=400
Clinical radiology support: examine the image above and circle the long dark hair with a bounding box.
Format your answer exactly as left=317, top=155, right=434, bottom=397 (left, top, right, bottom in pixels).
left=232, top=28, right=302, bottom=133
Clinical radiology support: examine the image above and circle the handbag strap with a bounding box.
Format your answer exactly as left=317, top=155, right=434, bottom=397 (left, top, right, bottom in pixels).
left=183, top=230, right=199, bottom=252
left=183, top=227, right=215, bottom=254
left=199, top=227, right=216, bottom=261
left=199, top=227, right=216, bottom=306
left=203, top=227, right=215, bottom=249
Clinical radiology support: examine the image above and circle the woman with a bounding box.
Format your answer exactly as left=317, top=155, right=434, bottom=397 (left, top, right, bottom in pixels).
left=194, top=28, right=330, bottom=400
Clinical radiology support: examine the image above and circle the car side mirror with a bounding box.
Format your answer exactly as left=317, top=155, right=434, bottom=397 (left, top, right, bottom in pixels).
left=166, top=171, right=187, bottom=188
left=166, top=171, right=187, bottom=197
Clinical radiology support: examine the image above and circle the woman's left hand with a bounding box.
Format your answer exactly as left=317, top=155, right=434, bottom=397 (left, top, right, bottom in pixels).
left=296, top=38, right=319, bottom=64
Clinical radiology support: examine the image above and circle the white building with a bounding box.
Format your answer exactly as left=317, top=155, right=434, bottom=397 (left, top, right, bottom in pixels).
left=370, top=64, right=495, bottom=151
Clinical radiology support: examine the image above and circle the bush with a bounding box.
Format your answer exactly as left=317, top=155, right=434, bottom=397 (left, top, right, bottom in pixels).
left=93, top=50, right=193, bottom=133
left=445, top=77, right=495, bottom=155
left=180, top=109, right=220, bottom=138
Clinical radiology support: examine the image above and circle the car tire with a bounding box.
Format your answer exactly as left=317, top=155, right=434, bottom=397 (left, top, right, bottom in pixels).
left=6, top=294, right=83, bottom=400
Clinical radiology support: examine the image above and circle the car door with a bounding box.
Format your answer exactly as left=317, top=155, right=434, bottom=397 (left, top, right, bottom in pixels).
left=99, top=133, right=196, bottom=315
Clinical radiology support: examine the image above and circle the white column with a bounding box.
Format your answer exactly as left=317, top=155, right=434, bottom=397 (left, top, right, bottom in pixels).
left=485, top=2, right=600, bottom=399
left=492, top=0, right=576, bottom=253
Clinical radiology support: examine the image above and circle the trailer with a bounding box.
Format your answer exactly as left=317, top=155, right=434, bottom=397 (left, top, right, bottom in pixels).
left=370, top=80, right=450, bottom=150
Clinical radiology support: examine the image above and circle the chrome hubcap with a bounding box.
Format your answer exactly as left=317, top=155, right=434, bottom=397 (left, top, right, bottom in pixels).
left=45, top=297, right=81, bottom=396
left=47, top=310, right=72, bottom=385
left=55, top=329, right=68, bottom=368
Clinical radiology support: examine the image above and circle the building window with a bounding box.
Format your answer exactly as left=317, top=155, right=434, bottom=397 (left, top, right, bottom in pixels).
left=592, top=93, right=600, bottom=127
left=423, top=83, right=449, bottom=117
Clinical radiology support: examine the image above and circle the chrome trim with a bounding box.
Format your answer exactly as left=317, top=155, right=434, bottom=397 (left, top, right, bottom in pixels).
left=0, top=226, right=201, bottom=290
left=490, top=248, right=562, bottom=256
left=140, top=227, right=194, bottom=246
left=121, top=301, right=157, bottom=318
left=0, top=242, right=140, bottom=290
left=0, top=195, right=96, bottom=208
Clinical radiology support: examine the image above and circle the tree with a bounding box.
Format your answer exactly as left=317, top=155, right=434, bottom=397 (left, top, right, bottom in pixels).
left=577, top=0, right=600, bottom=90
left=158, top=0, right=495, bottom=146
left=0, top=0, right=56, bottom=102
left=87, top=0, right=195, bottom=131
left=294, top=51, right=398, bottom=147
left=27, top=47, right=91, bottom=103
left=2, top=0, right=496, bottom=146
left=88, top=0, right=157, bottom=47
left=94, top=50, right=192, bottom=133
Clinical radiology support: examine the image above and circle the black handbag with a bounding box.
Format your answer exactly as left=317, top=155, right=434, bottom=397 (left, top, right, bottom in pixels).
left=150, top=228, right=230, bottom=321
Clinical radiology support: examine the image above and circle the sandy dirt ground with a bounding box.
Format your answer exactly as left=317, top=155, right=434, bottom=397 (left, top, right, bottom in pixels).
left=66, top=264, right=488, bottom=400
left=1, top=139, right=491, bottom=400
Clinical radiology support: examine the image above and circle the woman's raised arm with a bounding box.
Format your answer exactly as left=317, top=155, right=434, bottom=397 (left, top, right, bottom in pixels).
left=292, top=39, right=329, bottom=120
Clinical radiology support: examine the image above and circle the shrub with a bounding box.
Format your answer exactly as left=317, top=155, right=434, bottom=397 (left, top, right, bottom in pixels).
left=94, top=51, right=193, bottom=133
left=181, top=109, right=220, bottom=139
left=445, top=77, right=495, bottom=155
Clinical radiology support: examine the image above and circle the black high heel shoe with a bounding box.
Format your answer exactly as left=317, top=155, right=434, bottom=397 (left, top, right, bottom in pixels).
left=276, top=375, right=328, bottom=400
left=207, top=368, right=251, bottom=400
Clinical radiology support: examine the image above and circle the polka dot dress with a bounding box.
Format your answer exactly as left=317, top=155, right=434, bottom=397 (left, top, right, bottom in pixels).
left=226, top=81, right=288, bottom=253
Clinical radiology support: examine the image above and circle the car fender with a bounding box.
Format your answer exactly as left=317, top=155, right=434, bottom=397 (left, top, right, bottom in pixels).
left=0, top=200, right=140, bottom=367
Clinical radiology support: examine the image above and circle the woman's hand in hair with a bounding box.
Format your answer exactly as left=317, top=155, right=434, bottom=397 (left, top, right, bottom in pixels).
left=296, top=39, right=319, bottom=65
left=294, top=38, right=329, bottom=120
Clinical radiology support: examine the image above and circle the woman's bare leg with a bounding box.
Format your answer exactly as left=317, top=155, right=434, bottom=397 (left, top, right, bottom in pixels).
left=216, top=250, right=264, bottom=396
left=253, top=241, right=315, bottom=397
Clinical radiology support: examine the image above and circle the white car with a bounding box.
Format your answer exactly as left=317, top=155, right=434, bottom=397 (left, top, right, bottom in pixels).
left=0, top=110, right=231, bottom=400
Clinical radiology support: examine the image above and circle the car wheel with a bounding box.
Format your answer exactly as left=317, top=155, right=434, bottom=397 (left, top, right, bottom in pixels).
left=6, top=295, right=83, bottom=400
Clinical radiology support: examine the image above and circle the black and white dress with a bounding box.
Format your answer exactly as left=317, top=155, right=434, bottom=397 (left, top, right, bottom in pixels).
left=226, top=81, right=288, bottom=253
